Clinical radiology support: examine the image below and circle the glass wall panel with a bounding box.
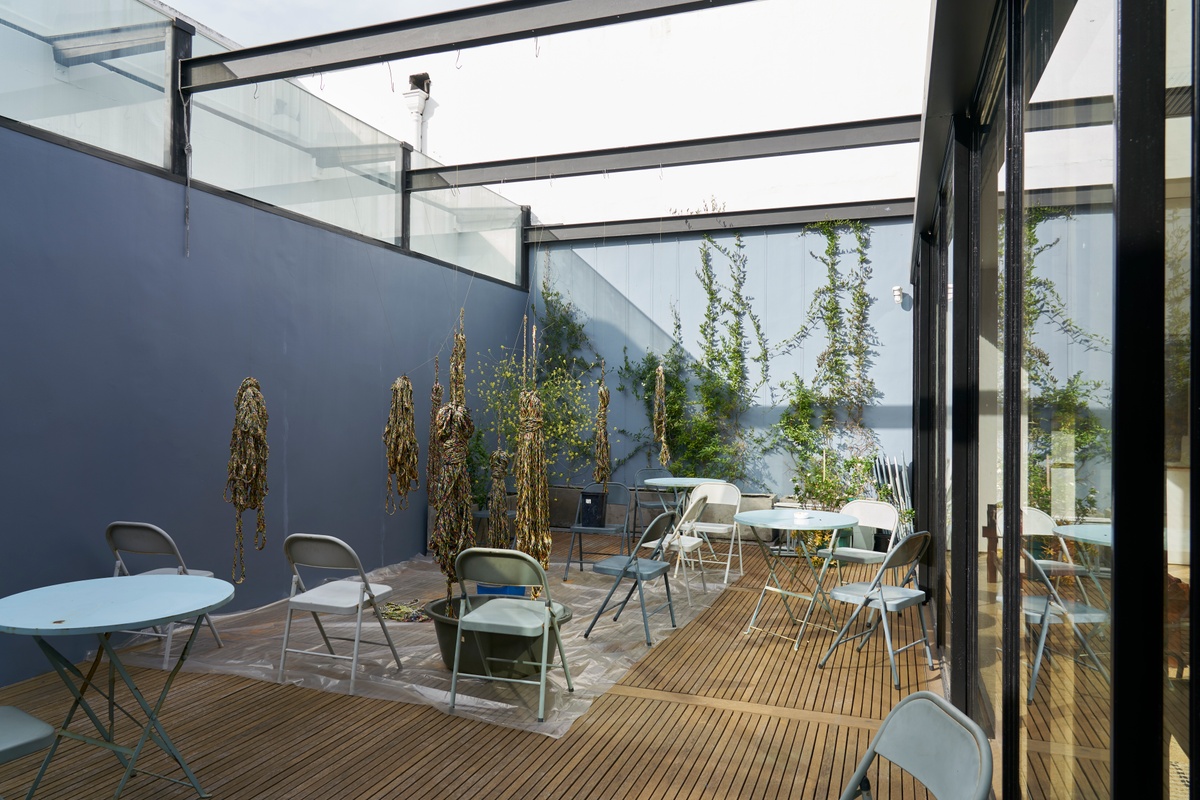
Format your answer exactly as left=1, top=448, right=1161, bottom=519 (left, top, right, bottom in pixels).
left=1020, top=0, right=1114, bottom=795
left=941, top=179, right=955, bottom=675
left=1163, top=0, right=1191, bottom=793
left=409, top=152, right=524, bottom=285
left=0, top=0, right=173, bottom=167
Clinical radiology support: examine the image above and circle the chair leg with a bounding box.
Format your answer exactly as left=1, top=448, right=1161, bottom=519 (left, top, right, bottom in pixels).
left=878, top=604, right=900, bottom=689
left=537, top=618, right=552, bottom=721
left=1029, top=617, right=1053, bottom=704
left=449, top=619, right=465, bottom=713
left=278, top=608, right=294, bottom=682
left=584, top=573, right=626, bottom=639
left=552, top=619, right=574, bottom=693
left=634, top=576, right=653, bottom=646
left=819, top=602, right=868, bottom=669
left=349, top=604, right=365, bottom=695
left=663, top=574, right=677, bottom=629
left=371, top=603, right=403, bottom=671
left=162, top=620, right=175, bottom=671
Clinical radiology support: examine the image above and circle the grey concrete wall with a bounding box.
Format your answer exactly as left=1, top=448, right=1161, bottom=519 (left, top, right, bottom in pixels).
left=528, top=221, right=916, bottom=495
left=0, top=126, right=528, bottom=686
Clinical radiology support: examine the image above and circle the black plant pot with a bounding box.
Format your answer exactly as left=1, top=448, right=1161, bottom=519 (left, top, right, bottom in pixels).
left=423, top=595, right=573, bottom=678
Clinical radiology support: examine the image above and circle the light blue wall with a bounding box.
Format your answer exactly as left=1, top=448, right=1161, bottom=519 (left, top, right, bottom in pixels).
left=0, top=125, right=528, bottom=686
left=529, top=220, right=916, bottom=495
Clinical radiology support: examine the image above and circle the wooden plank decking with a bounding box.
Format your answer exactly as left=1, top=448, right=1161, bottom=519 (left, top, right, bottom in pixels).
left=0, top=532, right=945, bottom=799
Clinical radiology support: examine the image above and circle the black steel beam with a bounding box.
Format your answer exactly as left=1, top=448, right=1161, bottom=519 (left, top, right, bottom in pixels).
left=408, top=117, right=920, bottom=190
left=181, top=0, right=759, bottom=94
left=525, top=199, right=913, bottom=243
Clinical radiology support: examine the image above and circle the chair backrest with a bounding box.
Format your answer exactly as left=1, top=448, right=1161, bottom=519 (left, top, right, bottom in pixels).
left=284, top=533, right=367, bottom=574
left=847, top=690, right=991, bottom=800
left=872, top=531, right=930, bottom=587
left=576, top=482, right=631, bottom=528
left=1022, top=506, right=1056, bottom=535
left=674, top=495, right=708, bottom=532
left=635, top=467, right=673, bottom=487
left=456, top=547, right=550, bottom=597
left=633, top=511, right=677, bottom=559
left=106, top=521, right=188, bottom=575
left=690, top=481, right=741, bottom=509
left=840, top=499, right=899, bottom=535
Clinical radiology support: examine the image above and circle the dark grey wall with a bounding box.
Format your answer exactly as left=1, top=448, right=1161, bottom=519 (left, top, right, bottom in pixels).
left=0, top=126, right=528, bottom=686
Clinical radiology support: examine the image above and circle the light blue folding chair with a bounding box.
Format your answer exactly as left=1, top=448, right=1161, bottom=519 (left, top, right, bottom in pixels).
left=0, top=706, right=55, bottom=800
left=840, top=691, right=991, bottom=800
left=450, top=548, right=574, bottom=722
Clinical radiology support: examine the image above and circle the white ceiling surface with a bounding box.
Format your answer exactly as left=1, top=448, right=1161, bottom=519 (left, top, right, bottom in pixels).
left=160, top=0, right=932, bottom=225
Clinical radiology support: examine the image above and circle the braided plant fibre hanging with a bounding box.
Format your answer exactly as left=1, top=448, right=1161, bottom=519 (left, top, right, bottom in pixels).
left=426, top=356, right=444, bottom=542
left=430, top=313, right=475, bottom=604
left=225, top=377, right=269, bottom=584
left=383, top=376, right=420, bottom=514
left=653, top=363, right=671, bottom=467
left=487, top=448, right=512, bottom=548
left=593, top=362, right=611, bottom=488
left=514, top=324, right=551, bottom=597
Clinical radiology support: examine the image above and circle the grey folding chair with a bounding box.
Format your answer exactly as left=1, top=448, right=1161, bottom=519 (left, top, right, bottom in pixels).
left=450, top=548, right=574, bottom=722
left=840, top=690, right=992, bottom=800
left=818, top=531, right=933, bottom=689
left=278, top=533, right=402, bottom=695
left=633, top=467, right=674, bottom=533
left=584, top=510, right=678, bottom=646
left=105, top=521, right=223, bottom=669
left=0, top=706, right=55, bottom=800
left=563, top=482, right=631, bottom=579
left=1021, top=549, right=1109, bottom=704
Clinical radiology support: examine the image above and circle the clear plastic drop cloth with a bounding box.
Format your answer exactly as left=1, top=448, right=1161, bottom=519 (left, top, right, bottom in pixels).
left=117, top=554, right=725, bottom=738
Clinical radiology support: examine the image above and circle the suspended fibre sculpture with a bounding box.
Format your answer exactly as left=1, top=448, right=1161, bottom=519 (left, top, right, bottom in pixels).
left=653, top=364, right=671, bottom=467
left=426, top=356, right=444, bottom=537
left=430, top=315, right=475, bottom=603
left=383, top=376, right=420, bottom=514
left=225, top=376, right=268, bottom=584
left=593, top=362, right=611, bottom=488
left=487, top=448, right=512, bottom=548
left=514, top=325, right=551, bottom=595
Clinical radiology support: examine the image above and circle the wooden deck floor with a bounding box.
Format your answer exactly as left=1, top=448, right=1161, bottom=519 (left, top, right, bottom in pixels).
left=0, top=532, right=944, bottom=799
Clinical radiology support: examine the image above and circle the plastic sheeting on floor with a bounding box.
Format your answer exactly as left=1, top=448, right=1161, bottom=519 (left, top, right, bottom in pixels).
left=118, top=553, right=725, bottom=738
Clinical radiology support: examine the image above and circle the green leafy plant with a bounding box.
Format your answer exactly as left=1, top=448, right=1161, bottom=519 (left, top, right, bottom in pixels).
left=474, top=270, right=597, bottom=485
left=774, top=221, right=882, bottom=508
left=619, top=232, right=769, bottom=482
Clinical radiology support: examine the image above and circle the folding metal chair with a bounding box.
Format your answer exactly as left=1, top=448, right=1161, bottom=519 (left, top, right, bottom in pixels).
left=450, top=548, right=574, bottom=722
left=584, top=510, right=677, bottom=646
left=0, top=706, right=55, bottom=800
left=818, top=532, right=933, bottom=689
left=840, top=690, right=991, bottom=800
left=563, top=482, right=631, bottom=579
left=106, top=521, right=223, bottom=669
left=278, top=533, right=402, bottom=694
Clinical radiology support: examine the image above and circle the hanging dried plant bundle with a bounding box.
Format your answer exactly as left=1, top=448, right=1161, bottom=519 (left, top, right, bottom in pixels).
left=426, top=356, right=444, bottom=531
left=653, top=363, right=671, bottom=467
left=593, top=362, right=611, bottom=488
left=225, top=376, right=269, bottom=584
left=487, top=448, right=512, bottom=548
left=383, top=376, right=420, bottom=514
left=430, top=316, right=474, bottom=602
left=514, top=325, right=550, bottom=596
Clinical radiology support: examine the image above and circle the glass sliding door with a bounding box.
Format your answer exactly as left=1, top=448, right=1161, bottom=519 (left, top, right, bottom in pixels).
left=1019, top=0, right=1115, bottom=794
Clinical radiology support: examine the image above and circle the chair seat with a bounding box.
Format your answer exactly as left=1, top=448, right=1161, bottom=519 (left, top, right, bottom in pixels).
left=592, top=554, right=670, bottom=580
left=830, top=581, right=926, bottom=611
left=643, top=534, right=704, bottom=553
left=816, top=546, right=885, bottom=564
left=570, top=524, right=623, bottom=535
left=289, top=579, right=394, bottom=614
left=1035, top=559, right=1089, bottom=577
left=1021, top=595, right=1108, bottom=625
left=459, top=598, right=567, bottom=637
left=689, top=522, right=734, bottom=535
left=0, top=706, right=55, bottom=762
left=137, top=567, right=216, bottom=578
